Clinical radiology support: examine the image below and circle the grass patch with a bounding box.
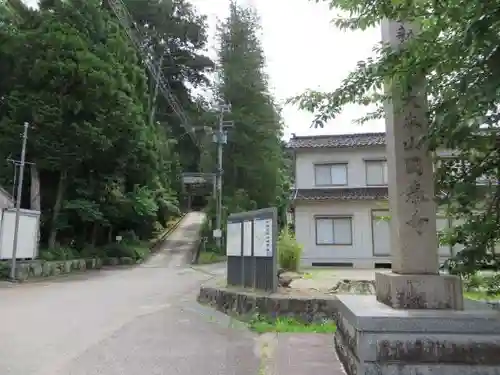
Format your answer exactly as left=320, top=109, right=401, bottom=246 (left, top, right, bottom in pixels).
left=300, top=268, right=337, bottom=279
left=249, top=315, right=336, bottom=334
left=198, top=252, right=227, bottom=265
left=464, top=290, right=500, bottom=301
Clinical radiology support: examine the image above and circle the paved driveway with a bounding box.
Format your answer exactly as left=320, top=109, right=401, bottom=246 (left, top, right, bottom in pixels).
left=0, top=212, right=260, bottom=375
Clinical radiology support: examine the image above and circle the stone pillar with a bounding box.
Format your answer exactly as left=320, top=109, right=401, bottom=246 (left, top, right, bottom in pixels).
left=375, top=19, right=463, bottom=310
left=332, top=21, right=500, bottom=375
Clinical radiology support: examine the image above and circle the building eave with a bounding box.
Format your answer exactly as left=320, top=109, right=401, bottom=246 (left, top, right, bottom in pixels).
left=293, top=187, right=389, bottom=202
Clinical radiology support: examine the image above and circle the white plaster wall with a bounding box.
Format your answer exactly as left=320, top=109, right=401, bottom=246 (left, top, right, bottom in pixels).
left=295, top=200, right=387, bottom=267
left=294, top=147, right=458, bottom=190
left=295, top=200, right=455, bottom=268
left=295, top=147, right=386, bottom=189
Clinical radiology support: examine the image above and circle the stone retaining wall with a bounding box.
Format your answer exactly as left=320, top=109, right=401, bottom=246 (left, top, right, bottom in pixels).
left=198, top=284, right=500, bottom=321
left=0, top=257, right=141, bottom=282
left=197, top=284, right=339, bottom=322
left=0, top=215, right=186, bottom=282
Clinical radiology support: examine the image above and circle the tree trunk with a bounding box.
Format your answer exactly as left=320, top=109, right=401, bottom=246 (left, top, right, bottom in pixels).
left=91, top=222, right=98, bottom=248
left=148, top=54, right=164, bottom=127
left=48, top=170, right=67, bottom=249
left=30, top=164, right=41, bottom=211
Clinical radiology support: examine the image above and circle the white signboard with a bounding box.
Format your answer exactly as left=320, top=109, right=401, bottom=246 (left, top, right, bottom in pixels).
left=253, top=218, right=273, bottom=257
left=182, top=176, right=208, bottom=184
left=213, top=229, right=222, bottom=238
left=243, top=220, right=252, bottom=256
left=226, top=222, right=242, bottom=256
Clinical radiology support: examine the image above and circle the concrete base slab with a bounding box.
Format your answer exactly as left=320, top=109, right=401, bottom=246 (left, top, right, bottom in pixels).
left=334, top=295, right=500, bottom=375
left=268, top=334, right=345, bottom=375
left=375, top=272, right=464, bottom=310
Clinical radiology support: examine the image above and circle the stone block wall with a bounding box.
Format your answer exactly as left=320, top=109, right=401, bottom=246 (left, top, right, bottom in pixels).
left=198, top=284, right=339, bottom=322
left=0, top=257, right=141, bottom=282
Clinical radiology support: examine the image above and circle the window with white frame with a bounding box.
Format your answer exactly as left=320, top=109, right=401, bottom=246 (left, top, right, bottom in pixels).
left=371, top=210, right=390, bottom=256
left=314, top=163, right=348, bottom=186
left=315, top=216, right=353, bottom=245
left=365, top=160, right=388, bottom=186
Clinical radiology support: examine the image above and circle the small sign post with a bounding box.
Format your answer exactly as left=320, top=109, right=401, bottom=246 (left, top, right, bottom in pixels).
left=225, top=207, right=278, bottom=292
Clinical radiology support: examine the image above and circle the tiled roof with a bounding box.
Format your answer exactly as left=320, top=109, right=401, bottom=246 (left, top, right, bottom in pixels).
left=294, top=187, right=388, bottom=201
left=287, top=132, right=386, bottom=149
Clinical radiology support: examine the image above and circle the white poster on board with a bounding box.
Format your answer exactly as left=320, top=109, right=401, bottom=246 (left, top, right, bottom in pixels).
left=253, top=218, right=273, bottom=257
left=243, top=220, right=252, bottom=256
left=226, top=222, right=242, bottom=256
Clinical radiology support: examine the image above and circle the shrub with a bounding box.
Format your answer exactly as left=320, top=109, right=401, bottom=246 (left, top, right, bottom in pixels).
left=130, top=244, right=150, bottom=260
left=80, top=246, right=105, bottom=259
left=39, top=247, right=77, bottom=261
left=485, top=274, right=500, bottom=296
left=0, top=261, right=9, bottom=278
left=278, top=229, right=303, bottom=272
left=101, top=242, right=150, bottom=261
left=102, top=242, right=137, bottom=260
left=464, top=273, right=484, bottom=291
left=117, top=230, right=139, bottom=243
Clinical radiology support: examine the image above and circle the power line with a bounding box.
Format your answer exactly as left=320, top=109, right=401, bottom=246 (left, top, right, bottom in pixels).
left=106, top=0, right=198, bottom=146
left=214, top=103, right=233, bottom=248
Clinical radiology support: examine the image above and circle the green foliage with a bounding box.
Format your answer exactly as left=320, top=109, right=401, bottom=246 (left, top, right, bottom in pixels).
left=278, top=229, right=303, bottom=272
left=39, top=247, right=77, bottom=261
left=292, top=0, right=500, bottom=275
left=201, top=1, right=292, bottom=252
left=39, top=240, right=151, bottom=262
left=463, top=273, right=484, bottom=292
left=197, top=252, right=226, bottom=265
left=117, top=230, right=140, bottom=244
left=485, top=274, right=500, bottom=296
left=0, top=0, right=212, bottom=251
left=0, top=261, right=10, bottom=278
left=1, top=0, right=289, bottom=257
left=101, top=241, right=150, bottom=261
left=249, top=314, right=336, bottom=334
left=462, top=273, right=500, bottom=297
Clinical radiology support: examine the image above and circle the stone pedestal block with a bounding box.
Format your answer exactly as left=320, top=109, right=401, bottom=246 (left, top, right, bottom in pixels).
left=375, top=272, right=464, bottom=310
left=334, top=295, right=500, bottom=375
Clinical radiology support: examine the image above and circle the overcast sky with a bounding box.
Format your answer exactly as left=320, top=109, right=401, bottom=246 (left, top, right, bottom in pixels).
left=190, top=0, right=384, bottom=139
left=24, top=0, right=385, bottom=139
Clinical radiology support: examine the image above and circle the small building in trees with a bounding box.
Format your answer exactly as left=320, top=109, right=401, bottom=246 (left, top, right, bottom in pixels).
left=0, top=184, right=40, bottom=260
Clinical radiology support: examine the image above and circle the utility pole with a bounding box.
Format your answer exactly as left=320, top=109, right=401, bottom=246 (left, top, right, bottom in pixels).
left=213, top=103, right=233, bottom=249
left=9, top=122, right=29, bottom=280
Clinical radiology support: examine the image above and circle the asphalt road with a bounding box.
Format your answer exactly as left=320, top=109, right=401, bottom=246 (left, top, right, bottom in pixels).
left=0, top=212, right=261, bottom=375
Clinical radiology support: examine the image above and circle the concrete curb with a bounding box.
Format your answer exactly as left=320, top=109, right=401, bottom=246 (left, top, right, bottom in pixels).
left=197, top=283, right=500, bottom=320
left=150, top=213, right=187, bottom=252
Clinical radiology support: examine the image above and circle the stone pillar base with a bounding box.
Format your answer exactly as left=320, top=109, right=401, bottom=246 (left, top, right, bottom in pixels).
left=334, top=295, right=500, bottom=375
left=375, top=271, right=464, bottom=310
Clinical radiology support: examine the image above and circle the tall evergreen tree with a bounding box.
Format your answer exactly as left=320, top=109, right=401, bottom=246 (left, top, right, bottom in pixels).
left=0, top=0, right=213, bottom=251
left=215, top=2, right=290, bottom=218
left=123, top=0, right=214, bottom=173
